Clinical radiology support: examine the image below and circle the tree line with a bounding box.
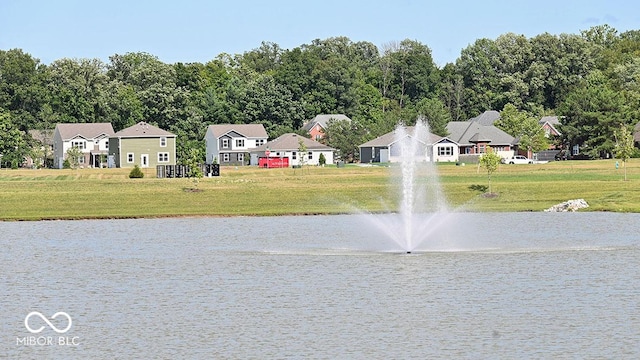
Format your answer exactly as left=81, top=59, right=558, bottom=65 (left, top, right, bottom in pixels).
left=1, top=24, right=639, bottom=167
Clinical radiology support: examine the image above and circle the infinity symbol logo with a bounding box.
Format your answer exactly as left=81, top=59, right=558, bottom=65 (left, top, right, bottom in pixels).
left=24, top=312, right=72, bottom=334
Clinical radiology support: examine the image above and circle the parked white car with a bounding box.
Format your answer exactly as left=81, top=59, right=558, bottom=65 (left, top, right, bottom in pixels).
left=501, top=155, right=533, bottom=164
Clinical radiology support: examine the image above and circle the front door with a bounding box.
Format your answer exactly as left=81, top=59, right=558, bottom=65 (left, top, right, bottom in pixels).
left=141, top=154, right=149, bottom=168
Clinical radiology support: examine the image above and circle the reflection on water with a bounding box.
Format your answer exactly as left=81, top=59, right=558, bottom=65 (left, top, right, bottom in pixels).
left=1, top=213, right=639, bottom=358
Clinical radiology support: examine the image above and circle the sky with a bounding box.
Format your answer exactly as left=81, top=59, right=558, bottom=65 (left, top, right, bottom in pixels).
left=1, top=0, right=639, bottom=68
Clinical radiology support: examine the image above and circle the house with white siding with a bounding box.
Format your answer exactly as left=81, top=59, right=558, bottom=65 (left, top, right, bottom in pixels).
left=53, top=123, right=115, bottom=169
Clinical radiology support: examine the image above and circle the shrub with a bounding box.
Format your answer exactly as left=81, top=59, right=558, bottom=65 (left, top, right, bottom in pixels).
left=319, top=153, right=326, bottom=166
left=129, top=165, right=144, bottom=178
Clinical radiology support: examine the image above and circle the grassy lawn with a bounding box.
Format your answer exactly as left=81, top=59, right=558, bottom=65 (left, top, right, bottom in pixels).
left=1, top=159, right=639, bottom=221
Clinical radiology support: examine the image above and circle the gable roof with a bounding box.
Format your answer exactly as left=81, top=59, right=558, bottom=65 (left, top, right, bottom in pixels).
left=539, top=115, right=562, bottom=136
left=55, top=123, right=115, bottom=140
left=113, top=122, right=174, bottom=137
left=470, top=110, right=500, bottom=126
left=539, top=116, right=560, bottom=126
left=206, top=124, right=268, bottom=139
left=359, top=126, right=444, bottom=148
left=253, top=133, right=334, bottom=152
left=446, top=121, right=514, bottom=146
left=302, top=114, right=351, bottom=131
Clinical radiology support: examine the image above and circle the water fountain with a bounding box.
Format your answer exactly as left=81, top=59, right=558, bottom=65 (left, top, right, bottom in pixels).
left=364, top=119, right=456, bottom=253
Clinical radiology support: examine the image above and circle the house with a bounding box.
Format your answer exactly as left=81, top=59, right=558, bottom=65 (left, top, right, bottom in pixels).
left=53, top=123, right=115, bottom=169
left=359, top=126, right=458, bottom=163
left=108, top=122, right=176, bottom=168
left=250, top=133, right=335, bottom=167
left=204, top=124, right=268, bottom=166
left=446, top=112, right=516, bottom=159
left=301, top=114, right=351, bottom=141
left=539, top=116, right=562, bottom=139
left=27, top=129, right=54, bottom=168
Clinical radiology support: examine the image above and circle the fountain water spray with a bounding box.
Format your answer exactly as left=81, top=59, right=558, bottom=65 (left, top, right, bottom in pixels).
left=365, top=118, right=454, bottom=253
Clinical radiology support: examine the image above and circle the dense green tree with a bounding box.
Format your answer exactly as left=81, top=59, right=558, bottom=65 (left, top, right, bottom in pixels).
left=457, top=38, right=501, bottom=116
left=558, top=71, right=633, bottom=158
left=415, top=98, right=451, bottom=136
left=496, top=104, right=549, bottom=156
left=0, top=109, right=29, bottom=168
left=46, top=58, right=109, bottom=123
left=0, top=49, right=46, bottom=130
left=440, top=63, right=466, bottom=121
left=385, top=39, right=440, bottom=109
left=323, top=118, right=367, bottom=162
left=529, top=33, right=595, bottom=110
left=238, top=74, right=305, bottom=138
left=237, top=41, right=282, bottom=74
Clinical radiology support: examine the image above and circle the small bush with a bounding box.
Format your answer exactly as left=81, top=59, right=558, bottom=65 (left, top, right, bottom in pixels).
left=129, top=165, right=144, bottom=178
left=319, top=153, right=326, bottom=166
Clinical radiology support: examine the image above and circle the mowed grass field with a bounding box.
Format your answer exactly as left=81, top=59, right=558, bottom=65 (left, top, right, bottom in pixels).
left=1, top=159, right=639, bottom=221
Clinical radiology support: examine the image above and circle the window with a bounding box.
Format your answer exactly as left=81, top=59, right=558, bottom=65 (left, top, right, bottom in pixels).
left=222, top=153, right=230, bottom=162
left=78, top=156, right=85, bottom=164
left=222, top=139, right=229, bottom=148
left=308, top=152, right=313, bottom=160
left=238, top=153, right=244, bottom=162
left=158, top=152, right=169, bottom=162
left=235, top=139, right=245, bottom=148
left=71, top=140, right=85, bottom=150
left=127, top=153, right=134, bottom=163
left=256, top=139, right=265, bottom=146
left=438, top=146, right=453, bottom=156
left=478, top=145, right=486, bottom=154
left=572, top=144, right=579, bottom=156
left=160, top=137, right=167, bottom=147
left=292, top=152, right=297, bottom=160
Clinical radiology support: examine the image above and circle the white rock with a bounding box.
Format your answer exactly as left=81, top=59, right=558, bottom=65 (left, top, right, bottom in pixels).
left=544, top=199, right=589, bottom=212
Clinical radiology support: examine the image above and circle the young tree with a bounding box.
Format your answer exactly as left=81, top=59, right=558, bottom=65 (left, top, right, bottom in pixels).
left=65, top=146, right=82, bottom=169
left=184, top=148, right=204, bottom=188
left=297, top=138, right=307, bottom=168
left=614, top=124, right=635, bottom=181
left=479, top=146, right=502, bottom=195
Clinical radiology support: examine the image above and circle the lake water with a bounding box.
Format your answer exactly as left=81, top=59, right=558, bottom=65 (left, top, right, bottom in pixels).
left=1, top=212, right=639, bottom=359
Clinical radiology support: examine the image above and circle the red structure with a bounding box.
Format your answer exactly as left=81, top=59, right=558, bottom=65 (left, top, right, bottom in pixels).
left=258, top=157, right=289, bottom=168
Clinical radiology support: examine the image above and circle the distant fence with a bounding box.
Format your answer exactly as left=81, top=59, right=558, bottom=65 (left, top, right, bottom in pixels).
left=157, top=164, right=220, bottom=178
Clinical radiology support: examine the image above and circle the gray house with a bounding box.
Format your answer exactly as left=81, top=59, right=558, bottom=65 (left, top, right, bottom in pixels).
left=359, top=126, right=458, bottom=163
left=446, top=111, right=516, bottom=159
left=204, top=124, right=269, bottom=166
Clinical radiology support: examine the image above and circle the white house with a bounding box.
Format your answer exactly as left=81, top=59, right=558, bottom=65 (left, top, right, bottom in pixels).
left=53, top=123, right=115, bottom=168
left=204, top=124, right=269, bottom=166
left=359, top=126, right=459, bottom=163
left=250, top=133, right=335, bottom=167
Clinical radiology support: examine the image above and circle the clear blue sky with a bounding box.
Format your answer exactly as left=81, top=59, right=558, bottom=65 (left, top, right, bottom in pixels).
left=1, top=0, right=638, bottom=67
